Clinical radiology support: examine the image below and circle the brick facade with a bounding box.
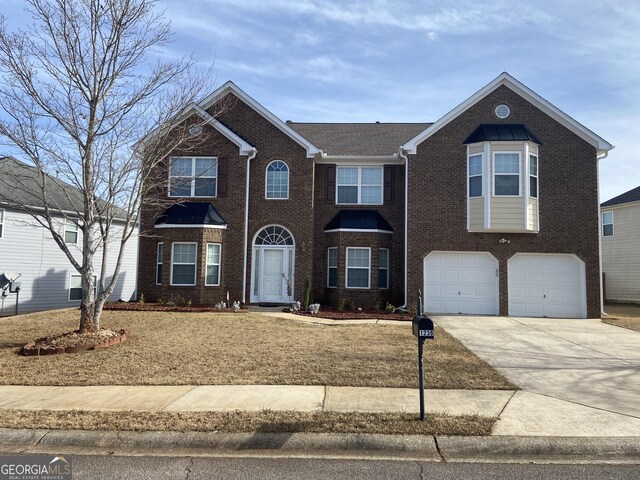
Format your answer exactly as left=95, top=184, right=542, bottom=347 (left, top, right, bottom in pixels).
left=137, top=78, right=605, bottom=317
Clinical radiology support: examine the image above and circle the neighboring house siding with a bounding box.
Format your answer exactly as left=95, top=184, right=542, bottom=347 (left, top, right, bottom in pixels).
left=0, top=208, right=138, bottom=315
left=407, top=85, right=601, bottom=318
left=602, top=203, right=640, bottom=303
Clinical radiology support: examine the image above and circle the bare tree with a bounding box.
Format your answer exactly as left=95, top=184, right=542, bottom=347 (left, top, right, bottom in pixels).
left=0, top=0, right=212, bottom=333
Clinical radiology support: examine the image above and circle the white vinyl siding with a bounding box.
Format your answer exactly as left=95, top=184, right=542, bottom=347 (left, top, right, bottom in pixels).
left=205, top=243, right=221, bottom=286
left=327, top=247, right=337, bottom=288
left=64, top=219, right=78, bottom=244
left=602, top=211, right=614, bottom=237
left=337, top=167, right=383, bottom=205
left=601, top=203, right=640, bottom=303
left=156, top=243, right=164, bottom=285
left=169, top=157, right=217, bottom=198
left=468, top=198, right=484, bottom=230
left=346, top=247, right=370, bottom=289
left=171, top=242, right=197, bottom=286
left=265, top=160, right=289, bottom=199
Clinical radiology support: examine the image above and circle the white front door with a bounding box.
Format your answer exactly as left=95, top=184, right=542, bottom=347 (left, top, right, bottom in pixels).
left=260, top=248, right=285, bottom=302
left=424, top=252, right=499, bottom=315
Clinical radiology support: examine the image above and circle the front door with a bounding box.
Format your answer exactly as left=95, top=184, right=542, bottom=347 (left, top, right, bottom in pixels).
left=261, top=248, right=285, bottom=302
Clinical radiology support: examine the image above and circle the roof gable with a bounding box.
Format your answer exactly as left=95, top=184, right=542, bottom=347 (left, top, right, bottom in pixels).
left=403, top=72, right=613, bottom=155
left=199, top=81, right=320, bottom=158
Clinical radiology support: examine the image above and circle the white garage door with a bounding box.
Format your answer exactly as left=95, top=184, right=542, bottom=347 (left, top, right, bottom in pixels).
left=508, top=254, right=586, bottom=318
left=424, top=252, right=499, bottom=315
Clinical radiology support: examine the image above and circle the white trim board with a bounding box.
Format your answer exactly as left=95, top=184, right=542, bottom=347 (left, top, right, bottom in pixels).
left=403, top=72, right=614, bottom=156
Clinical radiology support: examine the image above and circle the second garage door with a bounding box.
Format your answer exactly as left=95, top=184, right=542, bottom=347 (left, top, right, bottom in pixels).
left=508, top=254, right=586, bottom=318
left=424, top=252, right=499, bottom=315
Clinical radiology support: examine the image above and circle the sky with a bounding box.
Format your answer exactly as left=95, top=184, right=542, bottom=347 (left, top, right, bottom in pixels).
left=1, top=0, right=639, bottom=202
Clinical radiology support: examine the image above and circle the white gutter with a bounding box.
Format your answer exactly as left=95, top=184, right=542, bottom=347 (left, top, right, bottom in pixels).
left=242, top=148, right=258, bottom=304
left=597, top=150, right=609, bottom=316
left=398, top=147, right=409, bottom=309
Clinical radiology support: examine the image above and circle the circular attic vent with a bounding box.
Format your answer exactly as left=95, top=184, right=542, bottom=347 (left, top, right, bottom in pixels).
left=495, top=104, right=510, bottom=119
left=188, top=124, right=203, bottom=136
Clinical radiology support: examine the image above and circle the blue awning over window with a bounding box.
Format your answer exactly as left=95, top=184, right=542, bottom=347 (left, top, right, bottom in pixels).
left=155, top=202, right=226, bottom=227
left=324, top=210, right=393, bottom=233
left=463, top=124, right=542, bottom=145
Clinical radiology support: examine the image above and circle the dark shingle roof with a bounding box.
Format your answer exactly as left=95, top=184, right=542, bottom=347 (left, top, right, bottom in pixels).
left=463, top=124, right=542, bottom=145
left=155, top=202, right=226, bottom=226
left=601, top=186, right=640, bottom=207
left=0, top=156, right=86, bottom=213
left=288, top=123, right=431, bottom=156
left=324, top=210, right=393, bottom=232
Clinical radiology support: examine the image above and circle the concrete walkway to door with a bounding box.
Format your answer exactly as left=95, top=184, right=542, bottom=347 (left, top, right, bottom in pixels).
left=431, top=316, right=640, bottom=435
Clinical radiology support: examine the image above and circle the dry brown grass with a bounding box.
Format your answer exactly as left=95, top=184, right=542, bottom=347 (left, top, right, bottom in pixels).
left=0, top=409, right=495, bottom=436
left=0, top=309, right=515, bottom=389
left=602, top=316, right=640, bottom=333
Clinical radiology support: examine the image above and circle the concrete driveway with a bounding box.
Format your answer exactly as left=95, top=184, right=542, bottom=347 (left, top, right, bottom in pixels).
left=431, top=316, right=640, bottom=434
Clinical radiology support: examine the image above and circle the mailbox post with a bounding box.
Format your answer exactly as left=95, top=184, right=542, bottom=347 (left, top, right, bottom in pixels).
left=412, top=290, right=434, bottom=421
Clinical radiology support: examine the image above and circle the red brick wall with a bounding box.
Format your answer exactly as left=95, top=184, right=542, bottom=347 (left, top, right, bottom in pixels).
left=406, top=85, right=601, bottom=317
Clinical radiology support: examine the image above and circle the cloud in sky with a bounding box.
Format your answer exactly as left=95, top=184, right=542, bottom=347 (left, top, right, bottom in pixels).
left=0, top=0, right=637, bottom=200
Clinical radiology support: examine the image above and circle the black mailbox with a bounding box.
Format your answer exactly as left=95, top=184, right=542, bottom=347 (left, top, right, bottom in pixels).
left=412, top=315, right=434, bottom=339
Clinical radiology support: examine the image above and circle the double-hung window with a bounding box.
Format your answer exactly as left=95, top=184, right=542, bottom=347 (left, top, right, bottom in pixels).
left=327, top=247, right=338, bottom=288
left=468, top=155, right=482, bottom=197
left=378, top=248, right=389, bottom=289
left=529, top=155, right=538, bottom=198
left=346, top=247, right=370, bottom=289
left=64, top=219, right=78, bottom=244
left=266, top=160, right=289, bottom=199
left=205, top=243, right=222, bottom=286
left=0, top=209, right=4, bottom=238
left=169, top=157, right=217, bottom=197
left=494, top=153, right=520, bottom=196
left=68, top=274, right=97, bottom=301
left=602, top=211, right=614, bottom=237
left=171, top=242, right=197, bottom=286
left=156, top=243, right=164, bottom=285
left=337, top=167, right=383, bottom=205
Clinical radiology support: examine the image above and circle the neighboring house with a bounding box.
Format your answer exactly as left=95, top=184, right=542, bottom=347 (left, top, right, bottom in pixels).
left=0, top=157, right=138, bottom=315
left=601, top=186, right=640, bottom=304
left=138, top=72, right=612, bottom=318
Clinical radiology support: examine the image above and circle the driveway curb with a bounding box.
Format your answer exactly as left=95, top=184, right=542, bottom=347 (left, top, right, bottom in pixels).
left=1, top=429, right=639, bottom=462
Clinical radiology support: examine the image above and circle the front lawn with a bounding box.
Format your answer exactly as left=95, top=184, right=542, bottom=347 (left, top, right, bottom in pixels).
left=0, top=309, right=515, bottom=389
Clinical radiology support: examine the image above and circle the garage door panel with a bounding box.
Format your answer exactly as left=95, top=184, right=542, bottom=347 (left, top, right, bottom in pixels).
left=508, top=254, right=585, bottom=319
left=424, top=252, right=498, bottom=315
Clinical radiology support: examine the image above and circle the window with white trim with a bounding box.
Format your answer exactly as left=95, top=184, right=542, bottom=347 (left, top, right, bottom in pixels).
left=602, top=211, right=614, bottom=237
left=64, top=219, right=78, bottom=244
left=494, top=153, right=520, bottom=196
left=379, top=248, right=389, bottom=289
left=337, top=167, right=383, bottom=205
left=327, top=247, right=337, bottom=288
left=206, top=243, right=222, bottom=286
left=68, top=274, right=97, bottom=301
left=468, top=155, right=482, bottom=197
left=169, top=157, right=217, bottom=197
left=171, top=242, right=197, bottom=286
left=266, top=160, right=289, bottom=199
left=156, top=243, right=164, bottom=285
left=529, top=155, right=538, bottom=198
left=346, top=247, right=370, bottom=289
left=0, top=209, right=4, bottom=238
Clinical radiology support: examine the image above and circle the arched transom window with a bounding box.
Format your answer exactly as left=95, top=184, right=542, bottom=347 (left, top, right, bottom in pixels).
left=266, top=160, right=289, bottom=199
left=254, top=225, right=293, bottom=245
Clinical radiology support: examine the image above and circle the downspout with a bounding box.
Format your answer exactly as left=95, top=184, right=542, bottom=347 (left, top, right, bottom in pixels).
left=398, top=147, right=409, bottom=309
left=597, top=150, right=609, bottom=317
left=242, top=148, right=258, bottom=304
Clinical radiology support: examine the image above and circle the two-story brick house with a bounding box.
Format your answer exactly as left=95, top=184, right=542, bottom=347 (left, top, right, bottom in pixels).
left=138, top=72, right=612, bottom=318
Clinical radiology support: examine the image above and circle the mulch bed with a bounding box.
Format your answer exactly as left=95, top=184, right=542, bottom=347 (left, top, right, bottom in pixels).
left=294, top=309, right=414, bottom=321
left=104, top=302, right=245, bottom=313
left=22, top=328, right=127, bottom=356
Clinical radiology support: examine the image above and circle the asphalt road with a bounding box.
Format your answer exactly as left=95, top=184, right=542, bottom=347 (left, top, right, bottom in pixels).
left=71, top=455, right=640, bottom=480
